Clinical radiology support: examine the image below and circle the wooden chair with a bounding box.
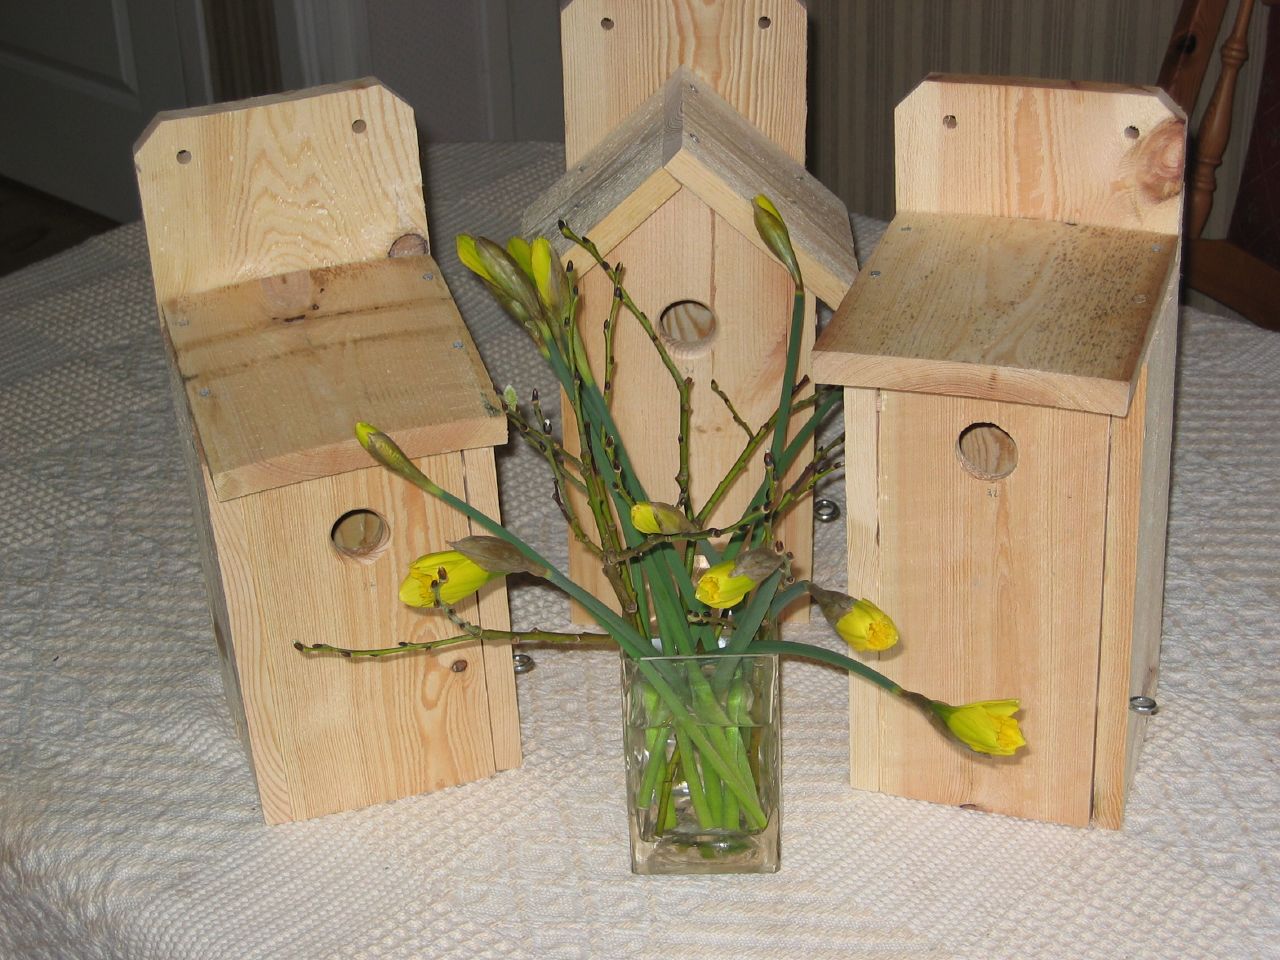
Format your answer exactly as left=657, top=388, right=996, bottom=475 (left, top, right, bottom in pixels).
left=1160, top=0, right=1279, bottom=330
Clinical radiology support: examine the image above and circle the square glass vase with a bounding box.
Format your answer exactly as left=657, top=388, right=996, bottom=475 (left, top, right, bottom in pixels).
left=620, top=652, right=781, bottom=875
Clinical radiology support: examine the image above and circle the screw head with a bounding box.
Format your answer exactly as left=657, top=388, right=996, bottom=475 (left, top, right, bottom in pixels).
left=1129, top=695, right=1158, bottom=715
left=512, top=653, right=535, bottom=674
left=815, top=499, right=841, bottom=522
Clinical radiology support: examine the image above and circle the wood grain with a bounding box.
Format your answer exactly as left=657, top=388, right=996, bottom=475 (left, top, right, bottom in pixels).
left=560, top=0, right=807, bottom=167
left=211, top=454, right=499, bottom=824
left=524, top=68, right=857, bottom=309
left=135, top=79, right=429, bottom=304
left=849, top=392, right=1111, bottom=826
left=1091, top=253, right=1179, bottom=828
left=895, top=76, right=1186, bottom=233
left=161, top=254, right=505, bottom=501
left=813, top=212, right=1178, bottom=415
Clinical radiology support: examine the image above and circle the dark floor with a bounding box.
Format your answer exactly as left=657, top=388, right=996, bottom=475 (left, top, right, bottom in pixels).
left=0, top=176, right=118, bottom=278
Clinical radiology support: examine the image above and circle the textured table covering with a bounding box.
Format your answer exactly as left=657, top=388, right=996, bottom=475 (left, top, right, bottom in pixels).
left=1, top=143, right=1277, bottom=960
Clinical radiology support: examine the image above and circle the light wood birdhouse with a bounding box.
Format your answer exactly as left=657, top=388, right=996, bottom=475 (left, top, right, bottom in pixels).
left=812, top=76, right=1186, bottom=828
left=134, top=80, right=521, bottom=823
left=523, top=1, right=857, bottom=622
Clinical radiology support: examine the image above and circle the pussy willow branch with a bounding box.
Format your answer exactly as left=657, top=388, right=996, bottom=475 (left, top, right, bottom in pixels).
left=295, top=629, right=610, bottom=660
left=710, top=378, right=754, bottom=438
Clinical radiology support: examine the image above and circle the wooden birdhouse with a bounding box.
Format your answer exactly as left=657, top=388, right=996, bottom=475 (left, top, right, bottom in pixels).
left=133, top=80, right=521, bottom=824
left=812, top=76, right=1186, bottom=828
left=523, top=1, right=857, bottom=620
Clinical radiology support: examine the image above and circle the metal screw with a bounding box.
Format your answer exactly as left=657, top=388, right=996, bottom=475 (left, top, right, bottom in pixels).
left=513, top=653, right=535, bottom=674
left=451, top=659, right=468, bottom=673
left=198, top=387, right=211, bottom=397
left=1134, top=294, right=1148, bottom=304
left=1152, top=244, right=1163, bottom=253
left=1129, top=695, right=1158, bottom=715
left=422, top=272, right=434, bottom=281
left=869, top=270, right=881, bottom=279
left=815, top=498, right=841, bottom=522
left=452, top=340, right=463, bottom=349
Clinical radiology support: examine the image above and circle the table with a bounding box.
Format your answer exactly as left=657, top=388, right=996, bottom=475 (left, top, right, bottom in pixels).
left=0, top=143, right=1276, bottom=959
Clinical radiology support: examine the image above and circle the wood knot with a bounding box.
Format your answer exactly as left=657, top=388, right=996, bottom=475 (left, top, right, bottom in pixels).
left=1133, top=118, right=1186, bottom=204
left=388, top=233, right=429, bottom=258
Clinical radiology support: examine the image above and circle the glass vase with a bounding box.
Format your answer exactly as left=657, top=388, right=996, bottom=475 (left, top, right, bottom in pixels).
left=620, top=652, right=781, bottom=875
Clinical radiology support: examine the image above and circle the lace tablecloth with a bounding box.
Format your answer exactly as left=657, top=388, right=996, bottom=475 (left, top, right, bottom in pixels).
left=0, top=143, right=1276, bottom=959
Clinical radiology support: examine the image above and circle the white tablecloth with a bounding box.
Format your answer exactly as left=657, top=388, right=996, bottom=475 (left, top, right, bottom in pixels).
left=0, top=143, right=1276, bottom=959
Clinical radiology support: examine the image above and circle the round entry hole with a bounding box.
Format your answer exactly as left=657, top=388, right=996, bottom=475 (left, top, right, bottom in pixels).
left=957, top=422, right=1018, bottom=480
left=658, top=299, right=717, bottom=356
left=331, top=509, right=389, bottom=560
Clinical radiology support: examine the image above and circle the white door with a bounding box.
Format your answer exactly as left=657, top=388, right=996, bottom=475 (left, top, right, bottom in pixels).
left=0, top=0, right=212, bottom=221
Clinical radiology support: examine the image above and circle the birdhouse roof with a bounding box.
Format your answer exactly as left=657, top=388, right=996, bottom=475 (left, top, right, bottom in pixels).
left=813, top=76, right=1185, bottom=416
left=161, top=255, right=506, bottom=501
left=522, top=66, right=856, bottom=307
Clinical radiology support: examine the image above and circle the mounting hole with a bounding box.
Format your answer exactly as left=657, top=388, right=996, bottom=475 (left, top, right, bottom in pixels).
left=600, top=16, right=614, bottom=30
left=331, top=509, right=389, bottom=561
left=351, top=118, right=367, bottom=134
left=1124, top=125, right=1140, bottom=140
left=659, top=299, right=717, bottom=356
left=942, top=114, right=958, bottom=130
left=176, top=149, right=192, bottom=164
left=758, top=15, right=772, bottom=28
left=957, top=422, right=1018, bottom=480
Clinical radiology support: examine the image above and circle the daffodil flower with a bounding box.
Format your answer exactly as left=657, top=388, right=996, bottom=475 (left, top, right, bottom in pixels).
left=835, top=598, right=898, bottom=652
left=399, top=550, right=498, bottom=607
left=630, top=501, right=694, bottom=535
left=809, top=586, right=899, bottom=652
left=695, top=559, right=758, bottom=609
left=930, top=699, right=1026, bottom=756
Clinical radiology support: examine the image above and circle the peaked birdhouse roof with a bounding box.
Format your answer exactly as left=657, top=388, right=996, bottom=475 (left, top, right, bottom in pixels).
left=522, top=66, right=857, bottom=307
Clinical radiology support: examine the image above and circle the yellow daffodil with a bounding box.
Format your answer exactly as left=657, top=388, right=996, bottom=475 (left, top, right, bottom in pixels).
left=399, top=550, right=497, bottom=607
left=835, top=598, right=899, bottom=652
left=809, top=586, right=899, bottom=652
left=752, top=194, right=802, bottom=288
left=695, top=559, right=758, bottom=609
left=930, top=699, right=1026, bottom=756
left=630, top=501, right=694, bottom=535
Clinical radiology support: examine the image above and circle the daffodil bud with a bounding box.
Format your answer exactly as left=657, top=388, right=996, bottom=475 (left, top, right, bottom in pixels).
left=752, top=194, right=802, bottom=289
left=506, top=236, right=534, bottom=279
left=449, top=535, right=546, bottom=578
left=810, top=585, right=899, bottom=652
left=695, top=559, right=758, bottom=609
left=399, top=549, right=499, bottom=607
left=531, top=236, right=571, bottom=317
left=928, top=699, right=1026, bottom=756
left=354, top=422, right=440, bottom=494
left=630, top=501, right=695, bottom=535
left=456, top=234, right=490, bottom=282
left=472, top=237, right=545, bottom=327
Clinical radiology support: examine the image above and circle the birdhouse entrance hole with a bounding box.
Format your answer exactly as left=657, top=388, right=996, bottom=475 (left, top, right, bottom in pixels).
left=658, top=299, right=717, bottom=356
left=956, top=422, right=1018, bottom=480
left=330, top=509, right=390, bottom=560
